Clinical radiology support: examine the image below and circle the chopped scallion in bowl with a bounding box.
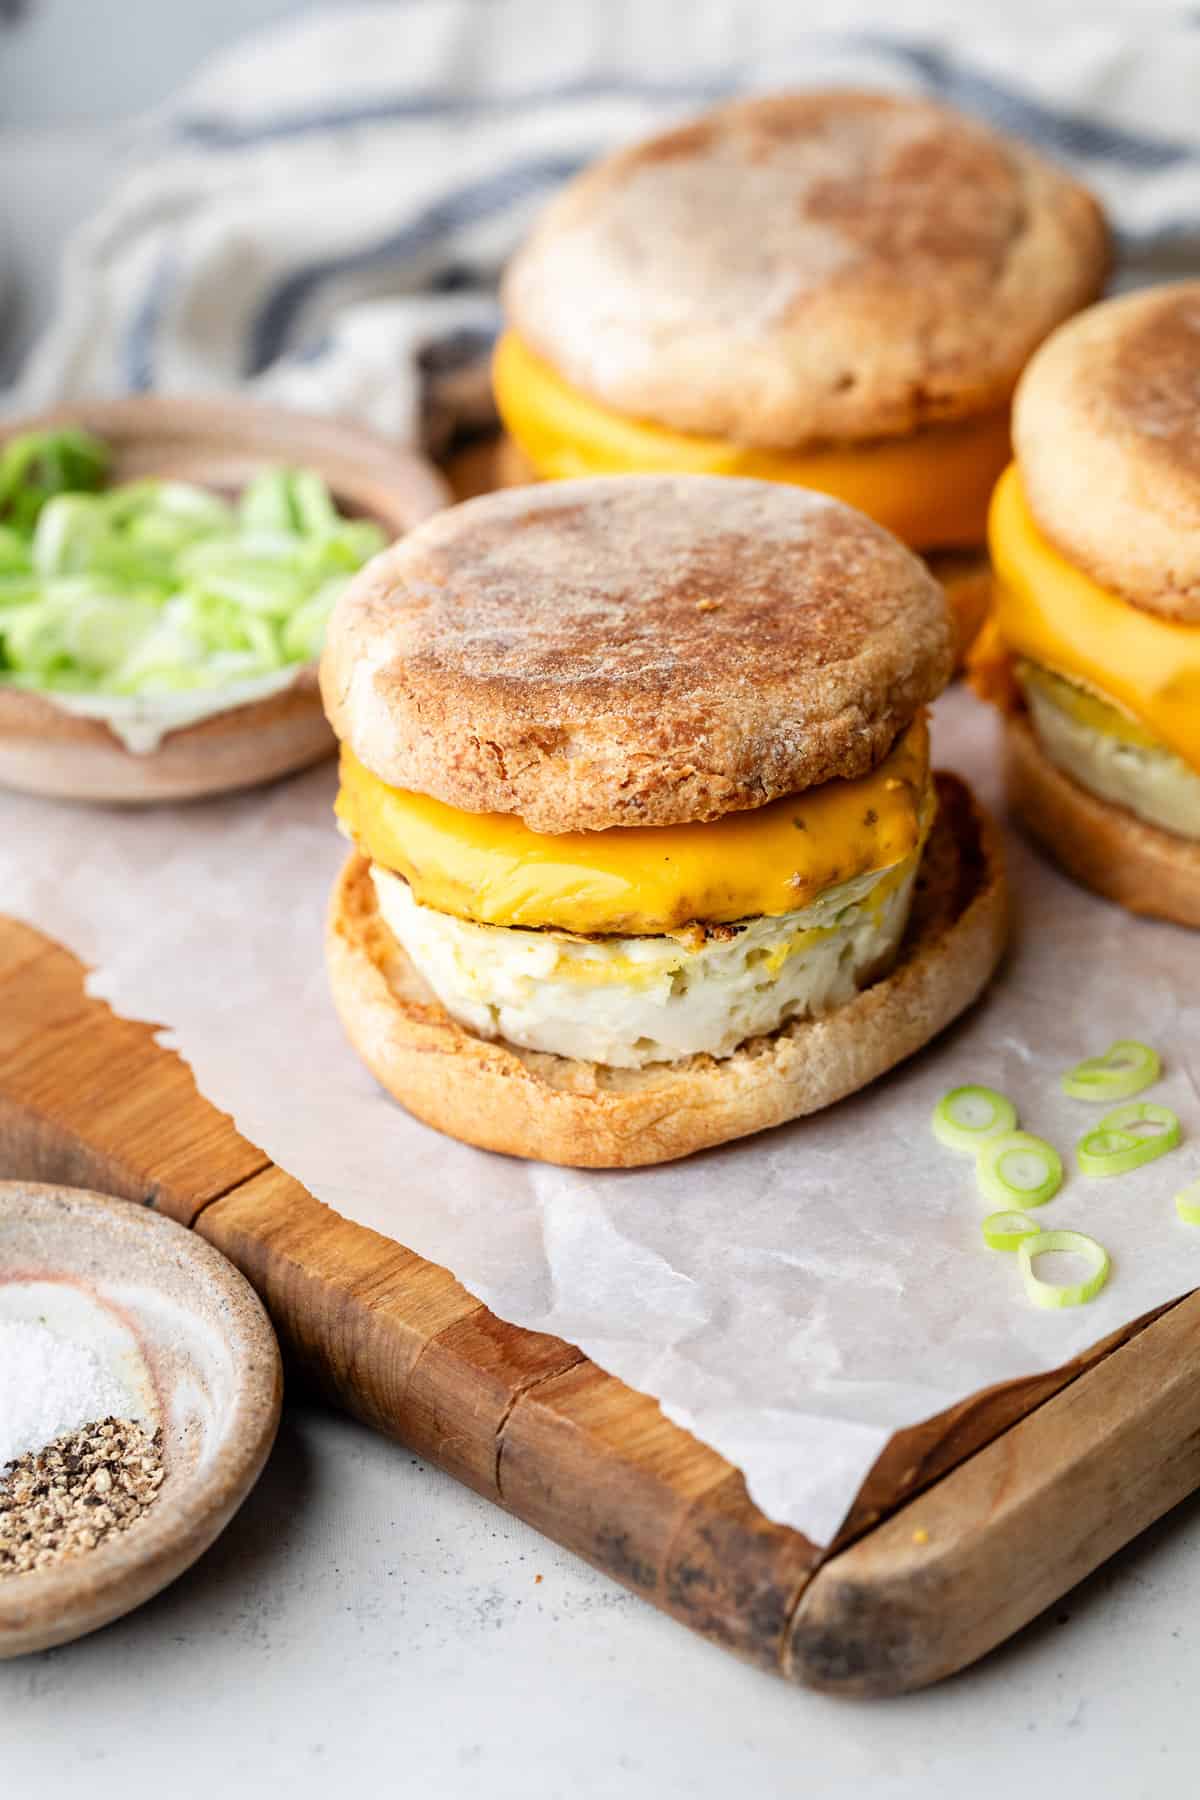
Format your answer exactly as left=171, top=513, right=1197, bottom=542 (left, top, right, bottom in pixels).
left=0, top=428, right=387, bottom=698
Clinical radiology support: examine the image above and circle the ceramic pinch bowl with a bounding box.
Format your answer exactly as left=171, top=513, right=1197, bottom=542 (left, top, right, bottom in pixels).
left=0, top=394, right=450, bottom=804
left=0, top=1181, right=282, bottom=1657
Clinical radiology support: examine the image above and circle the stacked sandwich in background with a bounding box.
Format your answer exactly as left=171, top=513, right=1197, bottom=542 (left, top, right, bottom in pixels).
left=980, top=283, right=1200, bottom=927
left=493, top=91, right=1109, bottom=659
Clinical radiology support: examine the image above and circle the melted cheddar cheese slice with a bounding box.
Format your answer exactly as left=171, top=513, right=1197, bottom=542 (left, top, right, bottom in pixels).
left=493, top=331, right=1010, bottom=551
left=337, top=716, right=931, bottom=936
left=989, top=465, right=1200, bottom=774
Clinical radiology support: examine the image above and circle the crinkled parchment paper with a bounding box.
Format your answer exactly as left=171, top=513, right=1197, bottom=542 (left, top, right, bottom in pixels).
left=3, top=686, right=1198, bottom=1545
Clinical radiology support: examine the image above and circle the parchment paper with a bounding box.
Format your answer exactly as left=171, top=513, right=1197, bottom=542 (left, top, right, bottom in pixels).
left=3, top=686, right=1198, bottom=1546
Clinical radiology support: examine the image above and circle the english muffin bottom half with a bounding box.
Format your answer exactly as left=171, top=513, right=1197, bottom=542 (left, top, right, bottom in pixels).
left=976, top=283, right=1200, bottom=928
left=322, top=475, right=1007, bottom=1166
left=494, top=90, right=1109, bottom=660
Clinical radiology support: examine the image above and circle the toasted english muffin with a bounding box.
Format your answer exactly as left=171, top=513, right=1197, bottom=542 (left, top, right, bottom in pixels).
left=321, top=475, right=954, bottom=834
left=1013, top=281, right=1200, bottom=623
left=323, top=474, right=1005, bottom=1164
left=503, top=91, right=1108, bottom=451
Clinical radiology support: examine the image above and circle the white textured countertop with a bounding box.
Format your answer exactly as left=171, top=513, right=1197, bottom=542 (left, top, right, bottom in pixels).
left=6, top=1398, right=1200, bottom=1798
left=2, top=4, right=1198, bottom=1791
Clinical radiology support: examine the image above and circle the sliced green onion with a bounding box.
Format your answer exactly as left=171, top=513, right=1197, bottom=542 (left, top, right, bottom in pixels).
left=1077, top=1128, right=1140, bottom=1176
left=1101, top=1100, right=1180, bottom=1139
left=0, top=524, right=32, bottom=575
left=976, top=1131, right=1063, bottom=1208
left=289, top=468, right=341, bottom=536
left=0, top=427, right=109, bottom=533
left=279, top=577, right=346, bottom=663
left=1061, top=1039, right=1161, bottom=1102
left=1174, top=1180, right=1200, bottom=1226
left=66, top=596, right=162, bottom=673
left=238, top=469, right=296, bottom=535
left=1019, top=1230, right=1111, bottom=1309
left=239, top=467, right=346, bottom=538
left=30, top=494, right=109, bottom=577
left=0, top=430, right=387, bottom=700
left=981, top=1210, right=1041, bottom=1251
left=932, top=1085, right=1018, bottom=1154
left=1077, top=1102, right=1181, bottom=1177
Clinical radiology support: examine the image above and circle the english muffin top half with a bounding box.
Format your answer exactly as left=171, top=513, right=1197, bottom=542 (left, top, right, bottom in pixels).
left=321, top=475, right=953, bottom=835
left=1013, top=282, right=1200, bottom=623
left=502, top=90, right=1110, bottom=452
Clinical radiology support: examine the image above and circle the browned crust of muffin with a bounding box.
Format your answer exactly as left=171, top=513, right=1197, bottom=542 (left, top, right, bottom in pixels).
left=1013, top=283, right=1200, bottom=622
left=1005, top=715, right=1200, bottom=928
left=499, top=441, right=995, bottom=664
left=325, top=774, right=1007, bottom=1168
left=503, top=90, right=1109, bottom=450
left=321, top=475, right=953, bottom=832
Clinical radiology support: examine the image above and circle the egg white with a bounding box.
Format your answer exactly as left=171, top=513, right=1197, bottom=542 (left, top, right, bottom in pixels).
left=1021, top=671, right=1200, bottom=840
left=371, top=850, right=920, bottom=1069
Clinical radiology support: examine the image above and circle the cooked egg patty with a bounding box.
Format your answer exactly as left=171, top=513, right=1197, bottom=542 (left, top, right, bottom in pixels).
left=372, top=848, right=922, bottom=1068
left=341, top=713, right=935, bottom=1068
left=1018, top=661, right=1200, bottom=841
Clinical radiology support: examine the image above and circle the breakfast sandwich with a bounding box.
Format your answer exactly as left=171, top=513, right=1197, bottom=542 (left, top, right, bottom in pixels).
left=321, top=475, right=1006, bottom=1167
left=492, top=91, right=1109, bottom=659
left=977, top=282, right=1200, bottom=927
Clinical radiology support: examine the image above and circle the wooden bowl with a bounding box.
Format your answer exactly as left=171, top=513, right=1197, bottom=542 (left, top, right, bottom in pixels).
left=0, top=396, right=449, bottom=804
left=0, top=1181, right=282, bottom=1657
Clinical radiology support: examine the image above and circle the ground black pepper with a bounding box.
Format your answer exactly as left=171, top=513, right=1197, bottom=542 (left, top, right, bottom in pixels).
left=0, top=1416, right=164, bottom=1576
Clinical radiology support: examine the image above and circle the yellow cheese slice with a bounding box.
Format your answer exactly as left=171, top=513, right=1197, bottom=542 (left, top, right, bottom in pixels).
left=493, top=330, right=1010, bottom=551
left=337, top=716, right=931, bottom=936
left=989, top=465, right=1200, bottom=773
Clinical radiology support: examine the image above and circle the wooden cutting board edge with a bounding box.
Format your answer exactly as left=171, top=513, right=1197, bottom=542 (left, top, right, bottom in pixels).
left=4, top=913, right=1200, bottom=1693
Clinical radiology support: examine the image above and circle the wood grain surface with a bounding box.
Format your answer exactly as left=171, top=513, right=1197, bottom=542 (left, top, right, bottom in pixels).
left=3, top=910, right=1198, bottom=1692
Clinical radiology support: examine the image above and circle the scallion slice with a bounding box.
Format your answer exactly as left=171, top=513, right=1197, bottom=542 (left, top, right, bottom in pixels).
left=1077, top=1102, right=1181, bottom=1176
left=1077, top=1128, right=1139, bottom=1177
left=1174, top=1180, right=1200, bottom=1226
left=976, top=1131, right=1063, bottom=1209
left=1062, top=1039, right=1161, bottom=1102
left=0, top=427, right=109, bottom=533
left=1019, top=1230, right=1111, bottom=1309
left=932, top=1085, right=1018, bottom=1154
left=981, top=1210, right=1040, bottom=1252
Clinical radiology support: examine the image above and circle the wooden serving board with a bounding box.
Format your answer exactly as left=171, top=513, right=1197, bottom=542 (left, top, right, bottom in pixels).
left=4, top=910, right=1200, bottom=1694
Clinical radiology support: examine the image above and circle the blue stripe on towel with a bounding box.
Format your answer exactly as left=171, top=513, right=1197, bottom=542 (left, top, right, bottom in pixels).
left=857, top=34, right=1197, bottom=169
left=246, top=154, right=587, bottom=374
left=173, top=50, right=1198, bottom=172
left=122, top=248, right=178, bottom=392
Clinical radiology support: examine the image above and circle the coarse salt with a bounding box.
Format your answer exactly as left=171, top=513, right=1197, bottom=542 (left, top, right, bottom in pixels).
left=0, top=1318, right=130, bottom=1468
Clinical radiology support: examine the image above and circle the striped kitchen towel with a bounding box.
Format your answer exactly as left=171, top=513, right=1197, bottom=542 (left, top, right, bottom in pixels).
left=9, top=0, right=1200, bottom=450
